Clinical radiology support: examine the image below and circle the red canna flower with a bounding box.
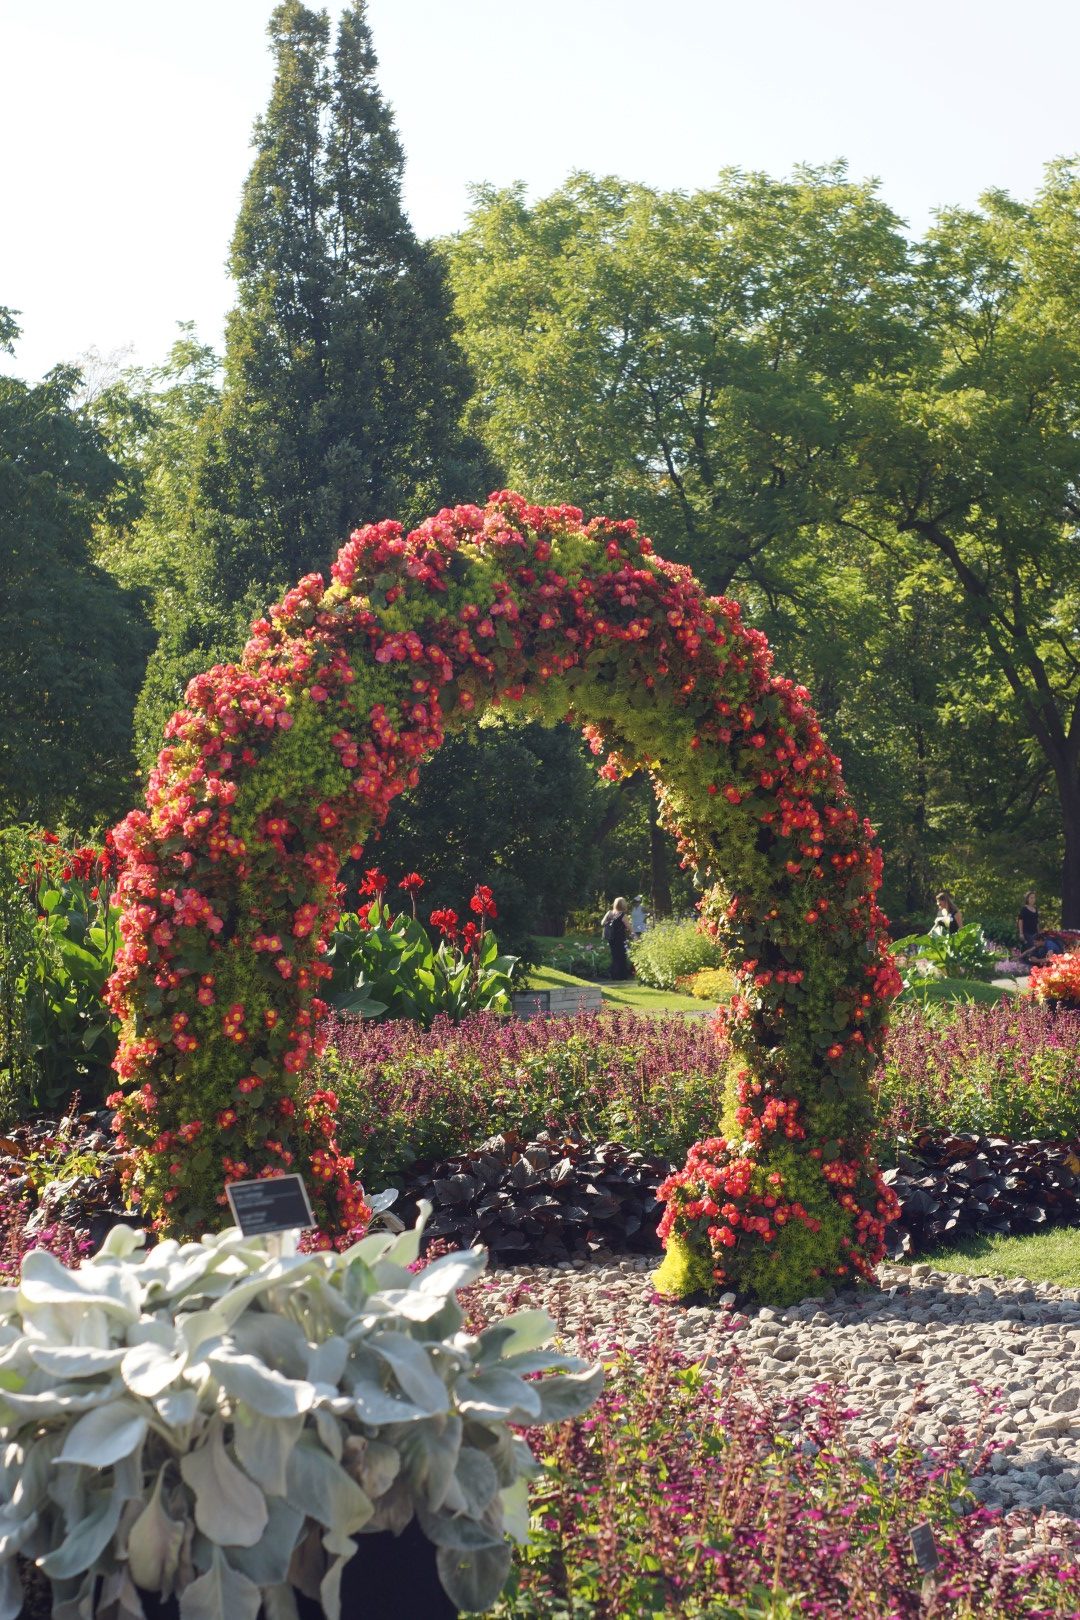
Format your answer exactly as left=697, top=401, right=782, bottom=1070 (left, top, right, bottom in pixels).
left=429, top=907, right=459, bottom=941
left=469, top=884, right=497, bottom=919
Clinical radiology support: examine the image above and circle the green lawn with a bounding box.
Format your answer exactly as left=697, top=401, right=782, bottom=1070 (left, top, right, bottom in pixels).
left=592, top=979, right=708, bottom=1017
left=897, top=976, right=1015, bottom=1006
left=524, top=962, right=706, bottom=1018
left=906, top=1226, right=1080, bottom=1288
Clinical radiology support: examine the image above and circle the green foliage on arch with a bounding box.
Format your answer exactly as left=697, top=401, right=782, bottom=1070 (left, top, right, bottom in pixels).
left=107, top=493, right=900, bottom=1298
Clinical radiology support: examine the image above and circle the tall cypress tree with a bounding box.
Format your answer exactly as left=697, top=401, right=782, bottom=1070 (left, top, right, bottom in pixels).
left=196, top=0, right=490, bottom=600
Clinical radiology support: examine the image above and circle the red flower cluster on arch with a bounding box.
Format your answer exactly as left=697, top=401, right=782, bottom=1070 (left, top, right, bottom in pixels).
left=106, top=492, right=900, bottom=1300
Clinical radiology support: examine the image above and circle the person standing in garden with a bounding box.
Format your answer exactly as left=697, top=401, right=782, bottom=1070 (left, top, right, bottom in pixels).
left=631, top=895, right=647, bottom=938
left=933, top=890, right=963, bottom=934
left=602, top=896, right=632, bottom=979
left=1017, top=890, right=1062, bottom=963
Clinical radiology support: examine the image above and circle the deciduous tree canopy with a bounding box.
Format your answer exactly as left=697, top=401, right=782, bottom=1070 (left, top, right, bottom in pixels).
left=0, top=314, right=150, bottom=827
left=447, top=163, right=1080, bottom=921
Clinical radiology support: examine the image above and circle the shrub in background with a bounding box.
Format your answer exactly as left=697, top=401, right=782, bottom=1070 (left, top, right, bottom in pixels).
left=675, top=965, right=736, bottom=1001
left=0, top=826, right=119, bottom=1112
left=0, top=1100, right=131, bottom=1275
left=328, top=870, right=516, bottom=1026
left=891, top=921, right=998, bottom=985
left=628, top=917, right=725, bottom=990
left=979, top=914, right=1029, bottom=954
left=0, top=1214, right=601, bottom=1618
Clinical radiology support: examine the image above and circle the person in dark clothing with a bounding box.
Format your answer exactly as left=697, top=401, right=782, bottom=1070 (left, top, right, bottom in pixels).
left=601, top=896, right=632, bottom=979
left=1017, top=890, right=1062, bottom=963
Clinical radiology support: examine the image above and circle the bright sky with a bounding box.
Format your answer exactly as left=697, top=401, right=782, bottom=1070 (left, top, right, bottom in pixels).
left=3, top=0, right=1078, bottom=381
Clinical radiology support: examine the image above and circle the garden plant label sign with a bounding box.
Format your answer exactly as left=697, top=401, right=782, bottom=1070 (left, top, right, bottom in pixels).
left=909, top=1522, right=939, bottom=1574
left=226, top=1173, right=315, bottom=1236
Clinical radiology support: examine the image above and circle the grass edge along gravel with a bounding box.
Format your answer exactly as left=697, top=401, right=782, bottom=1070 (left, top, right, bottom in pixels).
left=906, top=1225, right=1080, bottom=1288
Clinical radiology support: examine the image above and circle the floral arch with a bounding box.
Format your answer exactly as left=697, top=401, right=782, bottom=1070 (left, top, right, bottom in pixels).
left=107, top=493, right=900, bottom=1305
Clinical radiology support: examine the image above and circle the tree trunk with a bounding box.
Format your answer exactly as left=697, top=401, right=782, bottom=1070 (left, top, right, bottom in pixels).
left=905, top=712, right=930, bottom=916
left=647, top=792, right=673, bottom=918
left=1060, top=769, right=1080, bottom=928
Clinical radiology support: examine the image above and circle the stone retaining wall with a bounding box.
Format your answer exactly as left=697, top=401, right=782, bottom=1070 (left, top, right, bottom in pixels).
left=511, top=985, right=605, bottom=1019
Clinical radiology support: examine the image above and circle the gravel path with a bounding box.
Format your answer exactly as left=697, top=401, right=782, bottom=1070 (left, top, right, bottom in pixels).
left=479, top=1255, right=1080, bottom=1534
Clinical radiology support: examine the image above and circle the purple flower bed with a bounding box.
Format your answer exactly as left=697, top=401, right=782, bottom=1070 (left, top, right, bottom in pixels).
left=324, top=1002, right=1080, bottom=1270
left=330, top=1003, right=1080, bottom=1188
left=325, top=1011, right=728, bottom=1187
left=873, top=1001, right=1080, bottom=1143
left=493, top=1320, right=1080, bottom=1618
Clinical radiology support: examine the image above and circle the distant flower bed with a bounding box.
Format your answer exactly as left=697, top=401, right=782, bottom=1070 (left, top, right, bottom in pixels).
left=490, top=1324, right=1080, bottom=1618
left=873, top=1000, right=1080, bottom=1142
left=331, top=1001, right=1080, bottom=1202
left=994, top=957, right=1029, bottom=977
left=0, top=1107, right=124, bottom=1276
left=0, top=825, right=120, bottom=1111
left=324, top=1012, right=726, bottom=1190
left=1030, top=949, right=1080, bottom=1010
left=325, top=1003, right=1080, bottom=1272
left=536, top=937, right=607, bottom=980
left=326, top=868, right=517, bottom=1024
left=675, top=964, right=736, bottom=1001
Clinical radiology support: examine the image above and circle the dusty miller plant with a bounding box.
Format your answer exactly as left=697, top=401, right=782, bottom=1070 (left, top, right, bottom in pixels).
left=0, top=1211, right=601, bottom=1618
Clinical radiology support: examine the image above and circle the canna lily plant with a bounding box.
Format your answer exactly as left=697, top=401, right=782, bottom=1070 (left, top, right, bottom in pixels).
left=0, top=1211, right=601, bottom=1619
left=326, top=876, right=517, bottom=1028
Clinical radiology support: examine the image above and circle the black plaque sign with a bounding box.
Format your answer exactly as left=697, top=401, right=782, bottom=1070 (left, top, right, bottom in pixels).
left=226, top=1174, right=315, bottom=1237
left=909, top=1522, right=939, bottom=1575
